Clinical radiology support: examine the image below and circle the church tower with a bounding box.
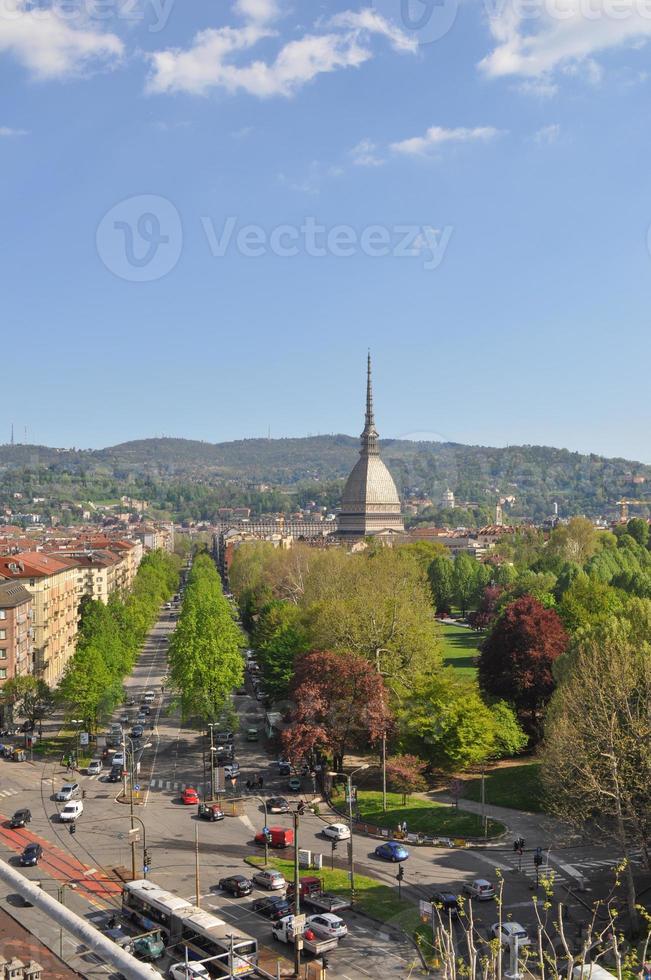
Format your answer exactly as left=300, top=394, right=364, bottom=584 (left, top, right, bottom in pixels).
left=338, top=355, right=404, bottom=538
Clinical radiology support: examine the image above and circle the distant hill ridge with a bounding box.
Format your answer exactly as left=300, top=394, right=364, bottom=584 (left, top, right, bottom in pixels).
left=0, top=435, right=649, bottom=519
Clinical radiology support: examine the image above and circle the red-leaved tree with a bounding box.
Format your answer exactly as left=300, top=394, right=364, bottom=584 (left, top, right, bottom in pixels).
left=386, top=754, right=427, bottom=804
left=478, top=595, right=568, bottom=722
left=280, top=650, right=392, bottom=771
left=468, top=585, right=503, bottom=631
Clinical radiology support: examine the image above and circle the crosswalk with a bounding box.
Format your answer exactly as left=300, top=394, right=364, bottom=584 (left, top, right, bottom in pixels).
left=148, top=778, right=205, bottom=794
left=0, top=788, right=19, bottom=799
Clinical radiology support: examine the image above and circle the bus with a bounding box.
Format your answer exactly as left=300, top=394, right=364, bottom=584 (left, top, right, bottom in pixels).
left=122, top=879, right=258, bottom=976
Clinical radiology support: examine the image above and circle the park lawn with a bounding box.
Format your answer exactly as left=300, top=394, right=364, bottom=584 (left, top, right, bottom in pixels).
left=351, top=790, right=504, bottom=838
left=247, top=855, right=420, bottom=933
left=461, top=763, right=545, bottom=812
left=438, top=622, right=483, bottom=677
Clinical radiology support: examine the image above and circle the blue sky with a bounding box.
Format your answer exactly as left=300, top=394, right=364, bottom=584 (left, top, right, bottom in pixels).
left=3, top=0, right=651, bottom=460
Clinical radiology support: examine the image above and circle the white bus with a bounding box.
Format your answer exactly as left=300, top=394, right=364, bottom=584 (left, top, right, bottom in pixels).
left=122, top=879, right=258, bottom=976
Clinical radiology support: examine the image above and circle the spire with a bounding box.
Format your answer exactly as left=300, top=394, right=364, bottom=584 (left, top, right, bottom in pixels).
left=360, top=351, right=379, bottom=456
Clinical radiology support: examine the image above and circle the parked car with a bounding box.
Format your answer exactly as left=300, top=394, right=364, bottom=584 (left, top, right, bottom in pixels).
left=111, top=752, right=126, bottom=768
left=252, top=869, right=286, bottom=890
left=19, top=843, right=43, bottom=867
left=143, top=691, right=155, bottom=703
left=307, top=913, right=348, bottom=940
left=218, top=875, right=252, bottom=897
left=491, top=922, right=531, bottom=946
left=139, top=705, right=151, bottom=716
left=322, top=823, right=350, bottom=841
left=131, top=725, right=144, bottom=739
left=87, top=760, right=103, bottom=776
left=216, top=731, right=234, bottom=743
left=251, top=896, right=292, bottom=920
left=10, top=808, right=31, bottom=829
left=374, top=841, right=409, bottom=863
left=268, top=797, right=290, bottom=813
left=55, top=783, right=80, bottom=802
left=182, top=787, right=200, bottom=805
left=463, top=879, right=495, bottom=901
left=246, top=727, right=259, bottom=741
left=60, top=800, right=84, bottom=822
left=287, top=776, right=301, bottom=792
left=431, top=892, right=460, bottom=919
left=169, top=963, right=209, bottom=980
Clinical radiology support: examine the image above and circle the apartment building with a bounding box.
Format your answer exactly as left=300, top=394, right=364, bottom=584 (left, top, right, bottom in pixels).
left=0, top=580, right=33, bottom=694
left=0, top=554, right=78, bottom=688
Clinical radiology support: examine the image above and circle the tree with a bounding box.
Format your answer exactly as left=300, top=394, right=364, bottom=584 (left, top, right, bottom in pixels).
left=252, top=600, right=309, bottom=701
left=543, top=623, right=651, bottom=932
left=468, top=585, right=503, bottom=630
left=385, top=754, right=427, bottom=804
left=452, top=553, right=477, bottom=616
left=558, top=575, right=624, bottom=635
left=626, top=516, right=649, bottom=548
left=478, top=596, right=568, bottom=723
left=428, top=556, right=454, bottom=615
left=0, top=677, right=53, bottom=735
left=281, top=650, right=392, bottom=770
left=547, top=517, right=599, bottom=565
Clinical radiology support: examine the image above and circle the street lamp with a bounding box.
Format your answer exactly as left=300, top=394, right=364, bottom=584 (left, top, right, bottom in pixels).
left=328, top=764, right=368, bottom=902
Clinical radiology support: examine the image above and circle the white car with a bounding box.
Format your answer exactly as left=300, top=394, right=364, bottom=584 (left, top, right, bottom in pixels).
left=463, top=879, right=496, bottom=901
left=491, top=922, right=531, bottom=946
left=87, top=760, right=102, bottom=776
left=144, top=691, right=155, bottom=703
left=307, top=913, right=348, bottom=940
left=322, top=823, right=351, bottom=841
left=55, top=783, right=80, bottom=802
left=60, top=801, right=83, bottom=822
left=111, top=752, right=126, bottom=768
left=168, top=963, right=209, bottom=980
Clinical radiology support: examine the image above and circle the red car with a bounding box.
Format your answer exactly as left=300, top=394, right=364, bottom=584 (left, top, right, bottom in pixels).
left=182, top=787, right=200, bottom=805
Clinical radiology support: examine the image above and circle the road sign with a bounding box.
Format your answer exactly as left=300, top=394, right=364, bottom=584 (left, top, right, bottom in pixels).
left=293, top=914, right=306, bottom=933
left=134, top=784, right=140, bottom=791
left=143, top=865, right=149, bottom=874
left=79, top=732, right=89, bottom=746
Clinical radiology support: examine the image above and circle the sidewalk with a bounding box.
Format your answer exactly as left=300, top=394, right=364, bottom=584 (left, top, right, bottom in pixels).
left=428, top=790, right=574, bottom=846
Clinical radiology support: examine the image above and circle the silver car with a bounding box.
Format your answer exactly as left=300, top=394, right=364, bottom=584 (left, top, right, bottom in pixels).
left=55, top=782, right=80, bottom=802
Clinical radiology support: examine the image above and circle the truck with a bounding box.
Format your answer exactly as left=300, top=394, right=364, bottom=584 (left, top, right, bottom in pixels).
left=255, top=826, right=294, bottom=849
left=286, top=876, right=351, bottom=913
left=272, top=916, right=339, bottom=957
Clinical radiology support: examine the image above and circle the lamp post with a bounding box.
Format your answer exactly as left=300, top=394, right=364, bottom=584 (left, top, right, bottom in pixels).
left=328, top=765, right=368, bottom=903
left=292, top=806, right=301, bottom=978
left=57, top=882, right=77, bottom=957
left=207, top=723, right=216, bottom=802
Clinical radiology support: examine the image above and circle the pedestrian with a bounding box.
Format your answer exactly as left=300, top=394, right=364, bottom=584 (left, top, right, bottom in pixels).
left=402, top=820, right=408, bottom=835
left=245, top=779, right=251, bottom=792
left=258, top=775, right=264, bottom=790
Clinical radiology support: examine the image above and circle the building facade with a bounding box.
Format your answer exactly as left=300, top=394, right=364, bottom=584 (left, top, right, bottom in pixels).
left=0, top=580, right=33, bottom=692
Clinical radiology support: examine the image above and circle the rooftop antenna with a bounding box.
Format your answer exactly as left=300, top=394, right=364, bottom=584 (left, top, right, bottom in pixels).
left=24, top=426, right=28, bottom=444
left=10, top=423, right=14, bottom=446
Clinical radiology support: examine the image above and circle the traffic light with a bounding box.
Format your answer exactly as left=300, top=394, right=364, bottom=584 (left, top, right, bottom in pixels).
left=397, top=865, right=405, bottom=881
left=332, top=841, right=338, bottom=851
left=533, top=847, right=543, bottom=867
left=143, top=849, right=151, bottom=867
left=265, top=830, right=273, bottom=844
left=69, top=823, right=76, bottom=835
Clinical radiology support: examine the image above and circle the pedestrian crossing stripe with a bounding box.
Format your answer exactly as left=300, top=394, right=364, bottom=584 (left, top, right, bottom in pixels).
left=0, top=789, right=19, bottom=798
left=146, top=779, right=206, bottom=793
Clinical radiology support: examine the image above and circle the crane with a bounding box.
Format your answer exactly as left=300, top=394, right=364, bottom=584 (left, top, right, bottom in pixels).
left=615, top=499, right=650, bottom=521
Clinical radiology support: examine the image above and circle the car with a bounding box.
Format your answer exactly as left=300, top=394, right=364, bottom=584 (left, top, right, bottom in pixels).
left=169, top=963, right=209, bottom=980
left=322, top=823, right=351, bottom=841
left=246, top=727, right=259, bottom=741
left=251, top=896, right=292, bottom=920
left=87, top=759, right=103, bottom=776
left=268, top=797, right=290, bottom=813
left=374, top=841, right=410, bottom=862
left=256, top=690, right=265, bottom=701
left=252, top=869, right=286, bottom=890
left=144, top=691, right=155, bottom=703
left=131, top=725, right=144, bottom=739
left=120, top=713, right=130, bottom=725
left=60, top=800, right=83, bottom=822
left=19, top=843, right=43, bottom=867
left=432, top=892, right=460, bottom=919
left=55, top=782, right=80, bottom=802
left=111, top=752, right=126, bottom=768
left=139, top=705, right=152, bottom=716
left=278, top=761, right=291, bottom=776
left=218, top=875, right=253, bottom=897
left=107, top=767, right=122, bottom=783
left=223, top=762, right=240, bottom=780
left=137, top=713, right=147, bottom=725
left=164, top=603, right=172, bottom=610
left=463, top=879, right=496, bottom=901
left=215, top=731, right=234, bottom=743
left=104, top=927, right=134, bottom=953
left=126, top=696, right=136, bottom=706
left=287, top=776, right=301, bottom=792
left=182, top=787, right=200, bottom=805
left=491, top=922, right=531, bottom=946
left=307, top=913, right=348, bottom=940
left=9, top=808, right=31, bottom=829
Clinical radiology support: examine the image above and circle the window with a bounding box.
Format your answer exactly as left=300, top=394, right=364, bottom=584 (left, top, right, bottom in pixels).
left=0, top=668, right=6, bottom=679
left=0, top=630, right=5, bottom=640
left=0, top=610, right=5, bottom=620
left=0, top=649, right=6, bottom=660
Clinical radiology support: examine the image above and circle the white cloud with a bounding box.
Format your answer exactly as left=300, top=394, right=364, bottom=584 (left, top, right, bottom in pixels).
left=0, top=1, right=123, bottom=80
left=234, top=0, right=280, bottom=24
left=146, top=6, right=417, bottom=97
left=351, top=138, right=384, bottom=166
left=391, top=125, right=503, bottom=155
left=479, top=0, right=651, bottom=84
left=0, top=126, right=28, bottom=137
left=533, top=122, right=560, bottom=143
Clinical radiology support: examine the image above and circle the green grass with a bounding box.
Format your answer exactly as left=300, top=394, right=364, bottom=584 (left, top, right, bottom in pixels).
left=461, top=763, right=545, bottom=812
left=438, top=622, right=483, bottom=677
left=247, top=855, right=420, bottom=932
left=351, top=790, right=504, bottom=838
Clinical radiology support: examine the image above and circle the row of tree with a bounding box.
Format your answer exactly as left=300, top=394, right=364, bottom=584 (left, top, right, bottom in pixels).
left=57, top=550, right=181, bottom=730
left=168, top=553, right=243, bottom=726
